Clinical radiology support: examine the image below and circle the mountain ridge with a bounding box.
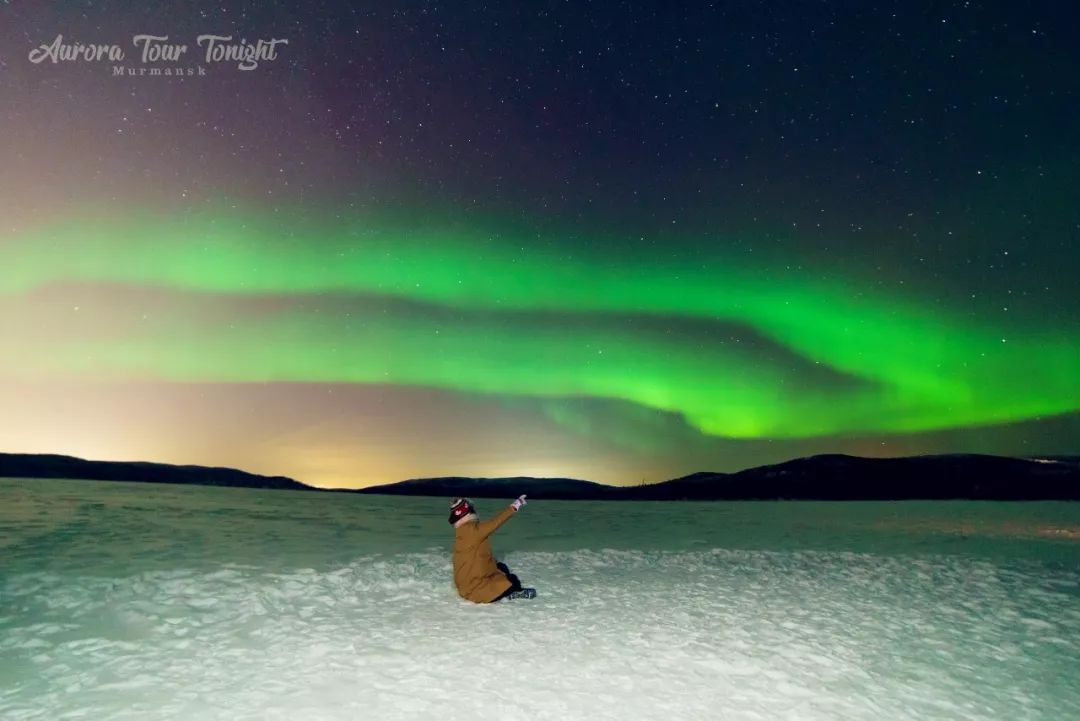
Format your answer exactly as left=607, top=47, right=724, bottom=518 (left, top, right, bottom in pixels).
left=0, top=453, right=310, bottom=492
left=1, top=451, right=1077, bottom=500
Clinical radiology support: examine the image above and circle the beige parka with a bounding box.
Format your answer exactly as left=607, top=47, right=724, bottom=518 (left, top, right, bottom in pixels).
left=452, top=505, right=517, bottom=603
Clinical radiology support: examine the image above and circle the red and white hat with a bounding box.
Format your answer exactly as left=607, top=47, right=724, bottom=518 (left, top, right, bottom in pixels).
left=448, top=497, right=477, bottom=525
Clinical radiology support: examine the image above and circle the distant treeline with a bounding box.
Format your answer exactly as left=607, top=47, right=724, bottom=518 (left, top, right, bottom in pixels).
left=2, top=452, right=1077, bottom=500
left=357, top=454, right=1080, bottom=501
left=0, top=453, right=309, bottom=491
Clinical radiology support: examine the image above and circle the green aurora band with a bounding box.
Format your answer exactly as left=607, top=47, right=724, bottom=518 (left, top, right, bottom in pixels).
left=2, top=208, right=1078, bottom=440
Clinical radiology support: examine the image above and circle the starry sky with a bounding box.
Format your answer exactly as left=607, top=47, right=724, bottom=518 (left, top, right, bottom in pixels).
left=1, top=1, right=1078, bottom=488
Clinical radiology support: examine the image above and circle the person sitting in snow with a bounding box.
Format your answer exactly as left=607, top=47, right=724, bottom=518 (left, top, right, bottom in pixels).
left=448, top=496, right=535, bottom=602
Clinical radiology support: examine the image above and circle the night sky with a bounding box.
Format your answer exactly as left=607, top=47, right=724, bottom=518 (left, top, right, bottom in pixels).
left=1, top=1, right=1078, bottom=487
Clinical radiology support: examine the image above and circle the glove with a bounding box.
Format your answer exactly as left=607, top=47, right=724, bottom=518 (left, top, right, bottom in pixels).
left=511, top=494, right=527, bottom=511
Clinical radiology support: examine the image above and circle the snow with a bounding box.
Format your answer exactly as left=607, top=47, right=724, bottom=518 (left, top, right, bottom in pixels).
left=1, top=481, right=1079, bottom=721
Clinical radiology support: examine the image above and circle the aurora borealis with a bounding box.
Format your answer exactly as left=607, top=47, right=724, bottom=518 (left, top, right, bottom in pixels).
left=1, top=2, right=1078, bottom=487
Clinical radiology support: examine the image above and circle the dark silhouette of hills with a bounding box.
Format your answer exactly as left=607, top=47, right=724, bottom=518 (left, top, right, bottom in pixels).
left=609, top=454, right=1080, bottom=501
left=355, top=475, right=613, bottom=499
left=357, top=454, right=1080, bottom=501
left=0, top=453, right=311, bottom=491
left=1, top=452, right=1077, bottom=500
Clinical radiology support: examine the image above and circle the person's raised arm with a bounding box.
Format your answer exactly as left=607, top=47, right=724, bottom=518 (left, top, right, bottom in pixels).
left=476, top=495, right=527, bottom=540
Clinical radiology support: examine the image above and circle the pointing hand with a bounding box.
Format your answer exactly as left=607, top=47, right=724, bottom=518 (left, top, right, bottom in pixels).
left=511, top=494, right=528, bottom=511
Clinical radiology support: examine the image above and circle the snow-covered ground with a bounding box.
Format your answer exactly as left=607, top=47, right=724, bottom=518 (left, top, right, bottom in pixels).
left=2, top=480, right=1078, bottom=721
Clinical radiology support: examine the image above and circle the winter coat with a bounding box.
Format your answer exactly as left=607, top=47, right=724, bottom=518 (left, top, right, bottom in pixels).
left=452, top=506, right=517, bottom=603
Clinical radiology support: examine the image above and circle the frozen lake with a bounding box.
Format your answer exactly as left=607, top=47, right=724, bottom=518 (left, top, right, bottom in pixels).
left=1, top=478, right=1079, bottom=720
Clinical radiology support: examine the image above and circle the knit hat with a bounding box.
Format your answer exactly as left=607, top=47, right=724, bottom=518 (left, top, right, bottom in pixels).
left=448, top=497, right=477, bottom=526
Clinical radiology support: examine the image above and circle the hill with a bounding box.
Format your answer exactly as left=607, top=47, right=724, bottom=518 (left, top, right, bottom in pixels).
left=355, top=475, right=615, bottom=500
left=614, top=454, right=1080, bottom=501
left=0, top=453, right=311, bottom=491
left=2, top=452, right=1077, bottom=500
